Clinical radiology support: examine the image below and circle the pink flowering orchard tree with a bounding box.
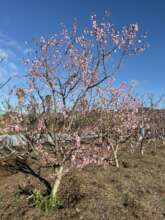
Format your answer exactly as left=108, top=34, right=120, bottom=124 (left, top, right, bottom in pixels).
left=138, top=94, right=165, bottom=154
left=92, top=81, right=141, bottom=167
left=1, top=13, right=147, bottom=198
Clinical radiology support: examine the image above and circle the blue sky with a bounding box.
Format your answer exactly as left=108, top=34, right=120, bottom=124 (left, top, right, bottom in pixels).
left=0, top=0, right=164, bottom=96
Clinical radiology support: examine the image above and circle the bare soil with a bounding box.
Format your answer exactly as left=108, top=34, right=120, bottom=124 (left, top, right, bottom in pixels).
left=0, top=144, right=165, bottom=220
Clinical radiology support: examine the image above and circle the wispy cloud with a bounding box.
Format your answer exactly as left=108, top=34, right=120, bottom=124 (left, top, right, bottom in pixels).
left=0, top=48, right=8, bottom=60
left=0, top=32, right=22, bottom=53
left=0, top=32, right=23, bottom=83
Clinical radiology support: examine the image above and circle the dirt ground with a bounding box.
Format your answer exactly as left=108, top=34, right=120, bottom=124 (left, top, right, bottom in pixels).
left=0, top=143, right=165, bottom=220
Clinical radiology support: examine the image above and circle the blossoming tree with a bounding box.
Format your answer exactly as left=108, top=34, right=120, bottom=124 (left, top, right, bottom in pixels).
left=1, top=13, right=147, bottom=198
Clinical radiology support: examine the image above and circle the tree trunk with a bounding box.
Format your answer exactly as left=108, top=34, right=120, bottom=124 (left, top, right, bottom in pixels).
left=52, top=166, right=64, bottom=198
left=113, top=150, right=119, bottom=168
left=111, top=144, right=119, bottom=168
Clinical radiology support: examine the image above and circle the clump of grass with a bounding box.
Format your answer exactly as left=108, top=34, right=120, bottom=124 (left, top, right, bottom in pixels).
left=32, top=189, right=61, bottom=213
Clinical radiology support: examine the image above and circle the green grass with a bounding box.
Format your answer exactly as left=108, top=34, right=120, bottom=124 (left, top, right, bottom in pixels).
left=32, top=189, right=61, bottom=213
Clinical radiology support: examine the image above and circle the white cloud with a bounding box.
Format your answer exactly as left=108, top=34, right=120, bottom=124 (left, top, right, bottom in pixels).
left=0, top=32, right=24, bottom=87
left=0, top=61, right=18, bottom=80
left=0, top=32, right=27, bottom=102
left=0, top=49, right=8, bottom=60
left=8, top=62, right=17, bottom=71
left=0, top=32, right=22, bottom=53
